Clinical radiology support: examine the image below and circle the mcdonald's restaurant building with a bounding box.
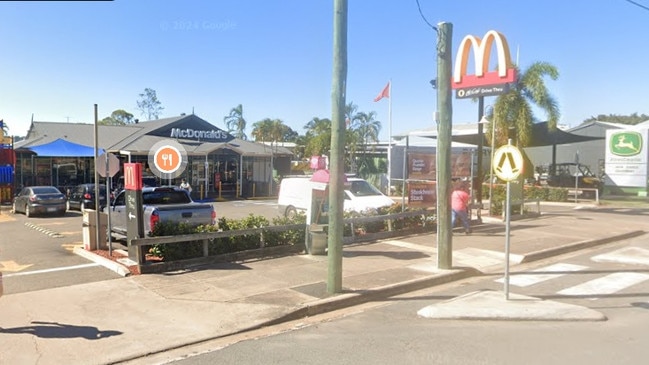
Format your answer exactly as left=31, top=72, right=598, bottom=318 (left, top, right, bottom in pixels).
left=13, top=114, right=293, bottom=200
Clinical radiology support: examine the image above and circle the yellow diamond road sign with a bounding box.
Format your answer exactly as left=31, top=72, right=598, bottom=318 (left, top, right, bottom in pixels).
left=493, top=144, right=524, bottom=182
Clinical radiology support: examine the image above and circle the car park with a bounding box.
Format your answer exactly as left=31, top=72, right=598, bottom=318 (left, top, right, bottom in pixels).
left=12, top=186, right=67, bottom=217
left=67, top=183, right=109, bottom=212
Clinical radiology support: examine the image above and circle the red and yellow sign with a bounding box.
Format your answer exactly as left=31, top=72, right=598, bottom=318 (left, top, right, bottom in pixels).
left=452, top=30, right=516, bottom=93
left=124, top=163, right=143, bottom=191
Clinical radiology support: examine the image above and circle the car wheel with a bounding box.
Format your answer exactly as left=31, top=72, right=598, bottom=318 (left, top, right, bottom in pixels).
left=25, top=204, right=31, bottom=218
left=285, top=206, right=297, bottom=219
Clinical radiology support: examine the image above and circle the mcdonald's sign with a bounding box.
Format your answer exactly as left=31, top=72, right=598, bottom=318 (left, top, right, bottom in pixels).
left=452, top=30, right=516, bottom=98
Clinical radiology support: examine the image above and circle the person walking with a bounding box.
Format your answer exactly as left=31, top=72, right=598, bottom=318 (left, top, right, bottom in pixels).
left=451, top=180, right=471, bottom=235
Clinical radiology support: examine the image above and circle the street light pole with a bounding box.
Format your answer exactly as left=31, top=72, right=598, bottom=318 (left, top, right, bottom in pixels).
left=479, top=106, right=495, bottom=215
left=489, top=116, right=496, bottom=215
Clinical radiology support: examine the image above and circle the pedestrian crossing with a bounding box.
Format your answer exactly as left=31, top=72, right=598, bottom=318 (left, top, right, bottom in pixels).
left=494, top=246, right=649, bottom=299
left=556, top=272, right=649, bottom=296
left=495, top=263, right=588, bottom=287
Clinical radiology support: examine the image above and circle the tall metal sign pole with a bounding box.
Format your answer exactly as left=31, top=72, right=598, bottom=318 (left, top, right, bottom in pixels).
left=493, top=140, right=523, bottom=300
left=327, top=0, right=347, bottom=294
left=93, top=104, right=101, bottom=249
left=436, top=22, right=453, bottom=269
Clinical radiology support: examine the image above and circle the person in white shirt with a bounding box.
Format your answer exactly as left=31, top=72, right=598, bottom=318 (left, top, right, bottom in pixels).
left=180, top=178, right=192, bottom=193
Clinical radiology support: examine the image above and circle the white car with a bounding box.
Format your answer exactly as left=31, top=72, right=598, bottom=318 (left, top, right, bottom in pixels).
left=278, top=177, right=394, bottom=218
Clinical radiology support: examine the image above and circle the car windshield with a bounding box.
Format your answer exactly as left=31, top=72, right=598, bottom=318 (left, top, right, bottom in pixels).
left=32, top=187, right=61, bottom=194
left=143, top=190, right=192, bottom=204
left=348, top=181, right=382, bottom=197
left=88, top=185, right=107, bottom=193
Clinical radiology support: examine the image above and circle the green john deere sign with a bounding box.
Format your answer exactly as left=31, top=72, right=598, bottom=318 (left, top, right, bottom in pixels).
left=609, top=131, right=643, bottom=157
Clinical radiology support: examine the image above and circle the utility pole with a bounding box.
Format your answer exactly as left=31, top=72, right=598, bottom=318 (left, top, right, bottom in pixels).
left=328, top=0, right=347, bottom=294
left=436, top=22, right=453, bottom=269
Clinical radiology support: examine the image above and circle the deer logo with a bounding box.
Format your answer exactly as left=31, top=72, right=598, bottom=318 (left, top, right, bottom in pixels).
left=615, top=135, right=639, bottom=152
left=610, top=131, right=643, bottom=157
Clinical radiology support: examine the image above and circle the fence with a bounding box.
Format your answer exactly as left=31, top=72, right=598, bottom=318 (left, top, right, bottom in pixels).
left=129, top=209, right=436, bottom=271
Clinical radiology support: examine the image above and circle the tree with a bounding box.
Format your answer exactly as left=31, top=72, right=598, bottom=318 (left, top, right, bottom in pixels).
left=490, top=61, right=560, bottom=148
left=352, top=111, right=381, bottom=147
left=251, top=118, right=292, bottom=144
left=99, top=109, right=135, bottom=125
left=224, top=104, right=248, bottom=140
left=582, top=113, right=649, bottom=125
left=348, top=110, right=381, bottom=174
left=136, top=88, right=164, bottom=120
left=303, top=117, right=332, bottom=157
left=345, top=101, right=361, bottom=128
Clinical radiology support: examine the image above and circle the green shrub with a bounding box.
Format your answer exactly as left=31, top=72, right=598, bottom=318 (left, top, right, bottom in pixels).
left=547, top=187, right=569, bottom=201
left=148, top=221, right=204, bottom=261
left=266, top=213, right=306, bottom=247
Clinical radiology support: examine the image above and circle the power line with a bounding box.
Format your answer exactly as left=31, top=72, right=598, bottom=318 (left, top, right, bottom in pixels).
left=625, top=0, right=649, bottom=11
left=415, top=0, right=438, bottom=32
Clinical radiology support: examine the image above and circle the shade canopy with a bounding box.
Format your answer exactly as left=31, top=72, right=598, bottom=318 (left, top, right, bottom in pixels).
left=26, top=138, right=102, bottom=157
left=449, top=122, right=603, bottom=147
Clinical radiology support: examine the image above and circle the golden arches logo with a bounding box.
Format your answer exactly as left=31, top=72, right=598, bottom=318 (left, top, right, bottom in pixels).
left=452, top=30, right=516, bottom=89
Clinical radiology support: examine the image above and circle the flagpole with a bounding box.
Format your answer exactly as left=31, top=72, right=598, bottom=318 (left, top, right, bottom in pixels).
left=387, top=79, right=392, bottom=195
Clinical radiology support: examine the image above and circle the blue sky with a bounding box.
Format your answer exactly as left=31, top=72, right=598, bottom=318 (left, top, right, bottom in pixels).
left=1, top=0, right=648, bottom=141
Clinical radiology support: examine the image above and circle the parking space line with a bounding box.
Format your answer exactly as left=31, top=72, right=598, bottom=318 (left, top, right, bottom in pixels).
left=2, top=263, right=101, bottom=278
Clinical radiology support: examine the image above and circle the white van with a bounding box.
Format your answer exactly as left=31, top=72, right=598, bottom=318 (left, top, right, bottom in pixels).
left=277, top=177, right=395, bottom=218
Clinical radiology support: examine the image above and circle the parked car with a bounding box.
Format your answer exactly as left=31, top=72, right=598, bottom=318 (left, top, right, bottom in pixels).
left=105, top=186, right=216, bottom=239
left=67, top=183, right=109, bottom=212
left=278, top=177, right=395, bottom=218
left=13, top=186, right=67, bottom=217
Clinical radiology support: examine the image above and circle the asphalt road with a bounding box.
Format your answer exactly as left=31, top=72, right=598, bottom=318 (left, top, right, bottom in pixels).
left=0, top=199, right=283, bottom=294
left=166, top=235, right=649, bottom=365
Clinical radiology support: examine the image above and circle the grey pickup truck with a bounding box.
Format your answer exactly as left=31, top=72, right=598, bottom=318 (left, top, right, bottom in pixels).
left=106, top=186, right=216, bottom=238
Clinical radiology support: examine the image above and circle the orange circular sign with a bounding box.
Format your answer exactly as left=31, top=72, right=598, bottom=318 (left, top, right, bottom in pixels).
left=153, top=145, right=182, bottom=174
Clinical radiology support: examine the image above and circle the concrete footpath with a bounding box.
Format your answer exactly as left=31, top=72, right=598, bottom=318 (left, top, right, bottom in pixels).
left=0, top=202, right=647, bottom=365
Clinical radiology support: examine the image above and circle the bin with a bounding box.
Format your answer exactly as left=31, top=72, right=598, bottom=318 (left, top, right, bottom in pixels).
left=82, top=209, right=108, bottom=250
left=307, top=224, right=328, bottom=255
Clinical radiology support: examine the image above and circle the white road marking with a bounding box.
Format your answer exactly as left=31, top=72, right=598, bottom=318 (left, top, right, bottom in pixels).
left=383, top=239, right=435, bottom=253
left=592, top=247, right=649, bottom=266
left=495, top=263, right=588, bottom=287
left=557, top=272, right=649, bottom=296
left=1, top=263, right=101, bottom=278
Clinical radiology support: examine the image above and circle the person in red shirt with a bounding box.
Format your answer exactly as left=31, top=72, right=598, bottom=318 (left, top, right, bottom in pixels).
left=451, top=180, right=471, bottom=235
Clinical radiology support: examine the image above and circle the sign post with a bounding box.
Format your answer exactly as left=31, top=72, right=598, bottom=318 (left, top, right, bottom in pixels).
left=97, top=152, right=120, bottom=255
left=124, top=163, right=145, bottom=262
left=493, top=140, right=523, bottom=300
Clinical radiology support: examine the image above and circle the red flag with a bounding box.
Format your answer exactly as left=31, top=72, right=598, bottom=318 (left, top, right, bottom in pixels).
left=373, top=81, right=390, bottom=102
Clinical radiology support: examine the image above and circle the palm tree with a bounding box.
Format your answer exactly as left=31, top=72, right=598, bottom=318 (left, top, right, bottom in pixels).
left=224, top=104, right=248, bottom=140
left=251, top=118, right=289, bottom=143
left=303, top=117, right=332, bottom=157
left=345, top=101, right=361, bottom=128
left=349, top=111, right=381, bottom=174
left=352, top=111, right=381, bottom=147
left=0, top=120, right=8, bottom=135
left=490, top=61, right=560, bottom=148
